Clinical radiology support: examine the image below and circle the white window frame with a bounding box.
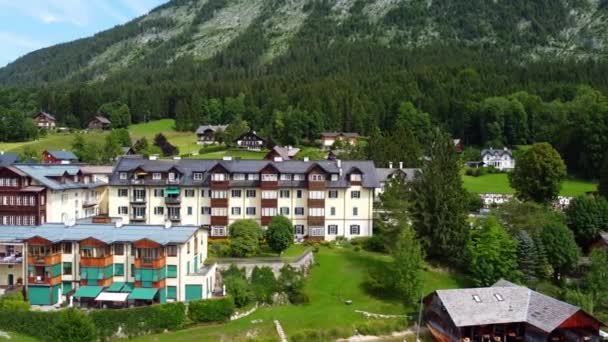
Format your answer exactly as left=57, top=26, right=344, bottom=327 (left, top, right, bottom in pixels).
left=262, top=207, right=277, bottom=217
left=119, top=173, right=127, bottom=180
left=193, top=173, right=203, bottom=181
left=294, top=225, right=304, bottom=235
left=309, top=174, right=325, bottom=181
left=152, top=173, right=161, bottom=180
left=246, top=207, right=256, bottom=216
left=233, top=173, right=245, bottom=181
left=262, top=173, right=278, bottom=181
left=309, top=191, right=325, bottom=199
left=211, top=173, right=225, bottom=182
left=211, top=190, right=227, bottom=199
left=280, top=207, right=289, bottom=215
left=261, top=191, right=278, bottom=199
left=350, top=174, right=362, bottom=182
left=351, top=191, right=361, bottom=199
left=310, top=227, right=324, bottom=236
left=247, top=173, right=259, bottom=180
left=308, top=208, right=325, bottom=217
left=211, top=207, right=227, bottom=216
left=231, top=207, right=241, bottom=215
left=280, top=174, right=292, bottom=181
left=350, top=225, right=360, bottom=235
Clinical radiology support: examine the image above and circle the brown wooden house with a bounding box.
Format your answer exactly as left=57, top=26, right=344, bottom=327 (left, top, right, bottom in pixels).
left=33, top=112, right=56, bottom=129
left=0, top=166, right=47, bottom=226
left=42, top=150, right=78, bottom=164
left=88, top=116, right=111, bottom=130
left=236, top=131, right=267, bottom=151
left=264, top=146, right=300, bottom=161
left=196, top=125, right=227, bottom=144
left=424, top=280, right=604, bottom=342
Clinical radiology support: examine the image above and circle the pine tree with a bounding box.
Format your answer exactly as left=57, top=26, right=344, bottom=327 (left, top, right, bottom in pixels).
left=515, top=230, right=539, bottom=283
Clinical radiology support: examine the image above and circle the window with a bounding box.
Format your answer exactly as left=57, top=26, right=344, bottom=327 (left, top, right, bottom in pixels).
left=211, top=173, right=225, bottom=181
left=310, top=227, right=324, bottom=236
left=262, top=173, right=278, bottom=181
left=233, top=173, right=245, bottom=181
left=118, top=206, right=128, bottom=215
left=294, top=225, right=304, bottom=235
left=309, top=174, right=325, bottom=181
left=114, top=244, right=124, bottom=256
left=63, top=262, right=72, bottom=275
left=231, top=207, right=241, bottom=215
left=167, top=265, right=177, bottom=278
left=119, top=172, right=127, bottom=180
left=293, top=174, right=305, bottom=181
left=153, top=173, right=161, bottom=180
left=211, top=190, right=227, bottom=199
left=201, top=207, right=211, bottom=215
left=165, top=245, right=177, bottom=256
left=279, top=190, right=290, bottom=198
left=352, top=207, right=358, bottom=216
left=328, top=190, right=338, bottom=198
left=154, top=207, right=164, bottom=215
left=262, top=208, right=277, bottom=217
left=472, top=295, right=482, bottom=303
left=133, top=206, right=146, bottom=218
left=246, top=190, right=256, bottom=198
left=328, top=225, right=338, bottom=235
left=331, top=174, right=339, bottom=181
left=309, top=191, right=325, bottom=199
left=295, top=207, right=304, bottom=215
left=493, top=293, right=504, bottom=302
left=193, top=172, right=203, bottom=181
left=262, top=191, right=277, bottom=199
left=309, top=208, right=325, bottom=217
left=114, top=264, right=124, bottom=276
left=280, top=174, right=292, bottom=181
left=231, top=190, right=242, bottom=198
left=211, top=208, right=227, bottom=216
left=200, top=189, right=206, bottom=197
left=118, top=189, right=128, bottom=197
left=246, top=207, right=256, bottom=215
left=167, top=286, right=177, bottom=299
left=330, top=207, right=336, bottom=216
left=296, top=190, right=303, bottom=198
left=350, top=225, right=360, bottom=235
left=168, top=172, right=176, bottom=181
left=350, top=174, right=362, bottom=182
left=133, top=189, right=146, bottom=201
left=131, top=263, right=135, bottom=277
left=351, top=191, right=361, bottom=199
left=247, top=173, right=259, bottom=180
left=280, top=207, right=289, bottom=215
left=62, top=242, right=72, bottom=254
left=211, top=226, right=226, bottom=237
left=154, top=189, right=164, bottom=197
left=187, top=207, right=193, bottom=215
left=185, top=189, right=195, bottom=197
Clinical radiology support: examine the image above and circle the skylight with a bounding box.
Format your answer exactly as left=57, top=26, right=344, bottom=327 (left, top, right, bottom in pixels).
left=472, top=295, right=482, bottom=303
left=494, top=293, right=504, bottom=302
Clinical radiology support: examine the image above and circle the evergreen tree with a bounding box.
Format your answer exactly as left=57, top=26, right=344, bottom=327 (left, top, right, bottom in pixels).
left=515, top=230, right=539, bottom=283
left=409, top=130, right=469, bottom=266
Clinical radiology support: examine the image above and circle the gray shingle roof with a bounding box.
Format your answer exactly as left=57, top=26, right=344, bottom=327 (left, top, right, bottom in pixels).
left=321, top=132, right=359, bottom=138
left=35, top=112, right=55, bottom=121
left=0, top=223, right=198, bottom=245
left=376, top=168, right=419, bottom=183
left=46, top=150, right=78, bottom=160
left=269, top=146, right=300, bottom=160
left=481, top=148, right=513, bottom=158
left=13, top=164, right=105, bottom=190
left=434, top=279, right=593, bottom=333
left=196, top=125, right=228, bottom=134
left=110, top=157, right=380, bottom=188
left=93, top=116, right=111, bottom=124
left=0, top=152, right=19, bottom=166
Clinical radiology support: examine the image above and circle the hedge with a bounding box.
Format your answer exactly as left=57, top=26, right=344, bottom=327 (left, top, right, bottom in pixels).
left=0, top=309, right=61, bottom=341
left=188, top=297, right=235, bottom=323
left=89, top=302, right=186, bottom=341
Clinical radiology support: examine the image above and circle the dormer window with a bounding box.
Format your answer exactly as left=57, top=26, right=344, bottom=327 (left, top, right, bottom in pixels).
left=309, top=174, right=325, bottom=182
left=119, top=172, right=127, bottom=180
left=233, top=173, right=245, bottom=181
left=330, top=174, right=339, bottom=181
left=262, top=174, right=278, bottom=182
left=248, top=173, right=259, bottom=181
left=350, top=174, right=362, bottom=182
left=153, top=173, right=161, bottom=180
left=168, top=172, right=176, bottom=181
left=193, top=173, right=203, bottom=181
left=211, top=173, right=225, bottom=182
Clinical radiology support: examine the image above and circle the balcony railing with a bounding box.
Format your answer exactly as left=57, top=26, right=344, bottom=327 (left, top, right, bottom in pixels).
left=130, top=197, right=147, bottom=203
left=130, top=215, right=146, bottom=222
left=82, top=198, right=98, bottom=207
left=28, top=275, right=61, bottom=285
left=0, top=254, right=23, bottom=264
left=28, top=253, right=61, bottom=265
left=165, top=197, right=181, bottom=205
left=168, top=215, right=181, bottom=222
left=135, top=257, right=166, bottom=269
left=165, top=179, right=181, bottom=185
left=130, top=179, right=144, bottom=185
left=80, top=254, right=113, bottom=267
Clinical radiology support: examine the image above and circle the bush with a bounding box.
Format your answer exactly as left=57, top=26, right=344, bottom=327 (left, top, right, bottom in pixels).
left=251, top=267, right=279, bottom=303
left=199, top=145, right=226, bottom=154
left=266, top=215, right=294, bottom=254
left=288, top=292, right=310, bottom=304
left=362, top=235, right=386, bottom=253
left=224, top=277, right=254, bottom=308
left=50, top=308, right=96, bottom=342
left=355, top=319, right=408, bottom=336
left=291, top=327, right=352, bottom=342
left=229, top=219, right=264, bottom=257
left=354, top=246, right=361, bottom=252
left=0, top=309, right=60, bottom=341
left=89, top=302, right=186, bottom=341
left=188, top=297, right=235, bottom=323
left=209, top=240, right=231, bottom=258
left=0, top=292, right=30, bottom=311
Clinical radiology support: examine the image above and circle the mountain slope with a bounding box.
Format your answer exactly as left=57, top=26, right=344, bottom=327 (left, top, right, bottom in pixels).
left=1, top=0, right=608, bottom=85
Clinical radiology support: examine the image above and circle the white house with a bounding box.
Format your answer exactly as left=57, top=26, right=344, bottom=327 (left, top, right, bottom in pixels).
left=481, top=148, right=515, bottom=171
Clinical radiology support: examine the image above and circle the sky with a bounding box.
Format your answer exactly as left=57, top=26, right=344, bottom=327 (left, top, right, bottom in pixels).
left=0, top=0, right=168, bottom=67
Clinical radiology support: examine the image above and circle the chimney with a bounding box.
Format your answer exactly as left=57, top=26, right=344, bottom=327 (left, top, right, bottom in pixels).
left=223, top=156, right=233, bottom=161
left=399, top=162, right=403, bottom=169
left=389, top=162, right=393, bottom=169
left=274, top=157, right=283, bottom=162
left=303, top=157, right=309, bottom=162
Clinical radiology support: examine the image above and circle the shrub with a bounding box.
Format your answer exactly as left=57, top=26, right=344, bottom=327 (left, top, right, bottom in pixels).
left=355, top=319, right=408, bottom=336
left=50, top=308, right=97, bottom=342
left=0, top=292, right=30, bottom=311
left=199, top=145, right=226, bottom=154
left=291, top=327, right=352, bottom=342
left=288, top=292, right=310, bottom=304
left=229, top=219, right=264, bottom=257
left=251, top=267, right=279, bottom=303
left=354, top=246, right=361, bottom=252
left=0, top=309, right=60, bottom=340
left=278, top=265, right=307, bottom=304
left=188, top=297, right=235, bottom=323
left=266, top=215, right=294, bottom=254
left=362, top=235, right=386, bottom=253
left=224, top=277, right=254, bottom=308
left=464, top=168, right=474, bottom=176
left=209, top=240, right=231, bottom=258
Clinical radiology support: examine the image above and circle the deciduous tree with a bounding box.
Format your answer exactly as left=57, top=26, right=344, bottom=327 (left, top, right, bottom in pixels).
left=229, top=219, right=263, bottom=257
left=265, top=215, right=294, bottom=255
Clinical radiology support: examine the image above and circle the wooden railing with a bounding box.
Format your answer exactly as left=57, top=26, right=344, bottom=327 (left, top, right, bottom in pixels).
left=135, top=257, right=166, bottom=269
left=28, top=275, right=61, bottom=286
left=80, top=254, right=113, bottom=267
left=28, top=253, right=61, bottom=265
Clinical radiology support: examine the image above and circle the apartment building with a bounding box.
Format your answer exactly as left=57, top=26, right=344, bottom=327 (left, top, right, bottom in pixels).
left=0, top=164, right=108, bottom=226
left=108, top=156, right=379, bottom=240
left=0, top=222, right=213, bottom=305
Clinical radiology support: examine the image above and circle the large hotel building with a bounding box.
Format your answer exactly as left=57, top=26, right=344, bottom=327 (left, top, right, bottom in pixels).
left=108, top=156, right=379, bottom=240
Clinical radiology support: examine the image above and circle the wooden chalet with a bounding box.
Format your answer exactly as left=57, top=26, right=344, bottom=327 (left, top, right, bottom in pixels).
left=424, top=280, right=604, bottom=342
left=236, top=131, right=267, bottom=151
left=42, top=150, right=78, bottom=164
left=196, top=125, right=228, bottom=144
left=33, top=112, right=56, bottom=129
left=264, top=146, right=300, bottom=161
left=88, top=116, right=111, bottom=130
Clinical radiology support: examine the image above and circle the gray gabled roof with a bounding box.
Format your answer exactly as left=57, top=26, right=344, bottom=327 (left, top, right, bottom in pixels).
left=34, top=112, right=55, bottom=121
left=376, top=168, right=419, bottom=183
left=93, top=116, right=111, bottom=124
left=0, top=153, right=19, bottom=166
left=13, top=164, right=105, bottom=190
left=110, top=157, right=380, bottom=188
left=46, top=150, right=78, bottom=160
left=0, top=223, right=199, bottom=245
left=433, top=279, right=597, bottom=333
left=481, top=148, right=513, bottom=158
left=269, top=146, right=300, bottom=160
left=196, top=125, right=228, bottom=134
left=321, top=132, right=359, bottom=138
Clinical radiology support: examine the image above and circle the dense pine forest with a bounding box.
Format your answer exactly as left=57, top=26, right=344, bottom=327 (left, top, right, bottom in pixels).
left=2, top=0, right=608, bottom=178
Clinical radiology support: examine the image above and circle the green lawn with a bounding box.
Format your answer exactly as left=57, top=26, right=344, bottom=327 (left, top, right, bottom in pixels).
left=0, top=131, right=108, bottom=155
left=131, top=246, right=470, bottom=342
left=463, top=173, right=596, bottom=196
left=194, top=149, right=267, bottom=160
left=0, top=331, right=39, bottom=341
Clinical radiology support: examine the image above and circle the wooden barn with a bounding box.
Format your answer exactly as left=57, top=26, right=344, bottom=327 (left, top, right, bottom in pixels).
left=424, top=280, right=604, bottom=342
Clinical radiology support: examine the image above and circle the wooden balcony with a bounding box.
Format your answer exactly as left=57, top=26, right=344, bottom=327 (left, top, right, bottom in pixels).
left=80, top=254, right=113, bottom=267
left=28, top=275, right=61, bottom=286
left=210, top=181, right=229, bottom=190
left=135, top=257, right=166, bottom=269
left=261, top=216, right=272, bottom=226
left=308, top=216, right=325, bottom=226
left=308, top=199, right=325, bottom=208
left=308, top=181, right=326, bottom=190
left=261, top=199, right=277, bottom=208
left=211, top=216, right=228, bottom=226
left=260, top=180, right=278, bottom=190
left=210, top=198, right=228, bottom=208
left=28, top=253, right=61, bottom=266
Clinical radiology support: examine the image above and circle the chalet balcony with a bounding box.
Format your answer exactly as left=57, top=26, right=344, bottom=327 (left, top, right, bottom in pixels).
left=130, top=179, right=144, bottom=185
left=168, top=214, right=181, bottom=222
left=130, top=196, right=147, bottom=204
left=82, top=197, right=98, bottom=208
left=79, top=254, right=113, bottom=267
left=165, top=179, right=181, bottom=185
left=134, top=257, right=166, bottom=269
left=27, top=253, right=61, bottom=266
left=27, top=275, right=61, bottom=286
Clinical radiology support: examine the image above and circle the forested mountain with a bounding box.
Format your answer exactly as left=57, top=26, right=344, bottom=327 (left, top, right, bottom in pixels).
left=2, top=0, right=608, bottom=178
left=2, top=0, right=608, bottom=84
